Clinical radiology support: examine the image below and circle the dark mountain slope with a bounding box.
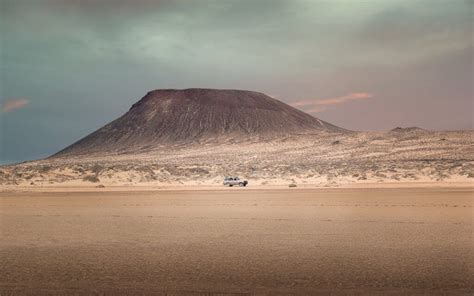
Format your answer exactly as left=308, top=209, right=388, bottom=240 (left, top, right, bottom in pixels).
left=53, top=88, right=346, bottom=156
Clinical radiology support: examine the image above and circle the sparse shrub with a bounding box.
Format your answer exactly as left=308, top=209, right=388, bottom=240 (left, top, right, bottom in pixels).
left=83, top=175, right=100, bottom=183
left=135, top=166, right=153, bottom=174
left=289, top=183, right=297, bottom=188
left=38, top=165, right=52, bottom=173
left=332, top=140, right=341, bottom=145
left=96, top=184, right=105, bottom=188
left=91, top=164, right=103, bottom=174
left=188, top=167, right=210, bottom=174
left=74, top=166, right=85, bottom=174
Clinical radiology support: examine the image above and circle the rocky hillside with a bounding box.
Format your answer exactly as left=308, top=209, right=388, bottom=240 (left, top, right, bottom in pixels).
left=53, top=88, right=345, bottom=157
left=1, top=130, right=472, bottom=187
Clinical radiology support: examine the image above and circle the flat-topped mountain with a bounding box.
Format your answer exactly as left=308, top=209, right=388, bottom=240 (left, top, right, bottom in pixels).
left=1, top=89, right=471, bottom=186
left=53, top=88, right=345, bottom=157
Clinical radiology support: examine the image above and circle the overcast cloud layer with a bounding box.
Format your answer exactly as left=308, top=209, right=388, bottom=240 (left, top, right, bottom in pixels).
left=1, top=0, right=472, bottom=164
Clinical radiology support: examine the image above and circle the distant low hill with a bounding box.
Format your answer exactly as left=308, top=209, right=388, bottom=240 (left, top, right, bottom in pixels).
left=53, top=88, right=346, bottom=157
left=389, top=127, right=427, bottom=133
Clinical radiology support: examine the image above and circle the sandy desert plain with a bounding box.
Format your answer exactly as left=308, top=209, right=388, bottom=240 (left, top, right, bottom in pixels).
left=1, top=130, right=473, bottom=295
left=1, top=187, right=473, bottom=295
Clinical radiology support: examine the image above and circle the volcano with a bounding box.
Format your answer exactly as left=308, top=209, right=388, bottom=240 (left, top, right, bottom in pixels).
left=54, top=88, right=346, bottom=157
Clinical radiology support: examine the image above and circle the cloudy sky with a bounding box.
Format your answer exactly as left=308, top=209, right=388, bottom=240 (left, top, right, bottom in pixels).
left=1, top=0, right=472, bottom=164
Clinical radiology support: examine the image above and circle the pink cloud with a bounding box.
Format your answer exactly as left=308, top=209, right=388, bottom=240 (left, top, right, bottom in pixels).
left=292, top=92, right=373, bottom=113
left=1, top=99, right=30, bottom=113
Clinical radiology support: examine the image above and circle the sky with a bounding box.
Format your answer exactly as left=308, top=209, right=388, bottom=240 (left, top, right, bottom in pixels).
left=1, top=0, right=473, bottom=164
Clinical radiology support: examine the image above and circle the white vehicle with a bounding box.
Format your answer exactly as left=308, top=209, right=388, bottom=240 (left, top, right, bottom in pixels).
left=223, top=176, right=248, bottom=187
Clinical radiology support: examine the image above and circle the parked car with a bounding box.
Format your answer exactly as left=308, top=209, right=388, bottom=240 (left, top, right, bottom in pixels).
left=223, top=176, right=248, bottom=187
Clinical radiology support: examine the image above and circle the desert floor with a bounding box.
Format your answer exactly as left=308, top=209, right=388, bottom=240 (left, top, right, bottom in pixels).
left=1, top=188, right=473, bottom=295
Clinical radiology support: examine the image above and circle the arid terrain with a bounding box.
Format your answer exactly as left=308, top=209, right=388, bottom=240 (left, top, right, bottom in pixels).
left=1, top=129, right=472, bottom=188
left=1, top=188, right=472, bottom=295
left=2, top=0, right=472, bottom=293
left=1, top=89, right=472, bottom=188
left=1, top=89, right=472, bottom=295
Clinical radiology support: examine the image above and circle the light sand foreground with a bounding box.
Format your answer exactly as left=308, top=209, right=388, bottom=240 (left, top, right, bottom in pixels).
left=1, top=181, right=473, bottom=193
left=1, top=188, right=473, bottom=295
